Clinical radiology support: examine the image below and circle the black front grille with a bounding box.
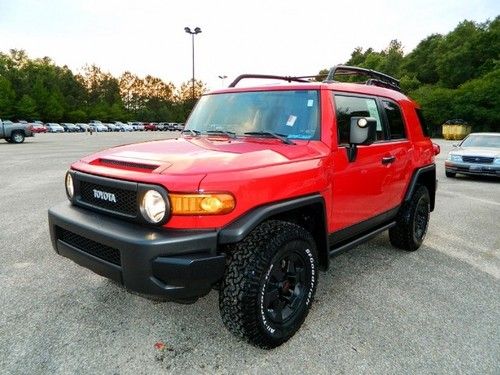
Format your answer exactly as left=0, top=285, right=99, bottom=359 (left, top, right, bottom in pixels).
left=57, top=227, right=121, bottom=266
left=79, top=181, right=137, bottom=216
left=462, top=156, right=494, bottom=164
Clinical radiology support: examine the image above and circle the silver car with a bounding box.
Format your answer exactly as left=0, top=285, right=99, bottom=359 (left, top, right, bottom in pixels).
left=445, top=133, right=500, bottom=178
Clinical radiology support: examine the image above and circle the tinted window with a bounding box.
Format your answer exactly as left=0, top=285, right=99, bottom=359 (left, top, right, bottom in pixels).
left=416, top=108, right=430, bottom=137
left=334, top=94, right=384, bottom=145
left=382, top=100, right=406, bottom=139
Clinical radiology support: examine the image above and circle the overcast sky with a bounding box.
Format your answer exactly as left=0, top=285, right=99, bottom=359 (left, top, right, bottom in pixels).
left=0, top=0, right=498, bottom=90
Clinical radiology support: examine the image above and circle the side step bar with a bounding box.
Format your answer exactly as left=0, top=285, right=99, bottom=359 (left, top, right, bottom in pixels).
left=329, top=222, right=396, bottom=257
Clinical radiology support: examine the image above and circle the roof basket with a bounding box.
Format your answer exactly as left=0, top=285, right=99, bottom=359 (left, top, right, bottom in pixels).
left=228, top=74, right=317, bottom=88
left=324, top=65, right=401, bottom=92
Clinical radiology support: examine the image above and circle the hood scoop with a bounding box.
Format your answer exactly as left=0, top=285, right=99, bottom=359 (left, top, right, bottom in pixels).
left=97, top=158, right=162, bottom=172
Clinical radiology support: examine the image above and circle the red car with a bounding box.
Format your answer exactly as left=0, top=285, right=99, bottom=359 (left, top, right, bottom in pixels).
left=49, top=65, right=438, bottom=349
left=31, top=123, right=47, bottom=133
left=144, top=122, right=158, bottom=131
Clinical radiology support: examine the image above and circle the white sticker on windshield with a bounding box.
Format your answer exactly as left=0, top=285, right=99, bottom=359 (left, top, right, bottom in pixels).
left=286, top=115, right=297, bottom=127
left=307, top=99, right=314, bottom=107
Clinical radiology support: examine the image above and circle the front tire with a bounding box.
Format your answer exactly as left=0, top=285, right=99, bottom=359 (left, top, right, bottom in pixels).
left=389, top=185, right=430, bottom=251
left=219, top=220, right=318, bottom=349
left=445, top=170, right=456, bottom=178
left=11, top=131, right=25, bottom=143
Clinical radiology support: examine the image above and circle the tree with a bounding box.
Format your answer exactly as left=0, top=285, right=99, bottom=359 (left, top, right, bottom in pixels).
left=16, top=94, right=38, bottom=119
left=0, top=76, right=15, bottom=118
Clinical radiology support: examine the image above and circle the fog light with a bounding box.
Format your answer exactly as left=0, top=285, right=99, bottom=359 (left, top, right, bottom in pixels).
left=65, top=172, right=74, bottom=199
left=140, top=190, right=166, bottom=223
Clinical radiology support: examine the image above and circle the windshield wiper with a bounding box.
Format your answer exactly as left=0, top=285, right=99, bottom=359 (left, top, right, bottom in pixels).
left=244, top=131, right=295, bottom=145
left=204, top=130, right=237, bottom=139
left=181, top=129, right=201, bottom=137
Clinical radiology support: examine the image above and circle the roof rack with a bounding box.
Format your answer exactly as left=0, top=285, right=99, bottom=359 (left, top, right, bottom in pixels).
left=228, top=74, right=317, bottom=88
left=324, top=65, right=401, bottom=92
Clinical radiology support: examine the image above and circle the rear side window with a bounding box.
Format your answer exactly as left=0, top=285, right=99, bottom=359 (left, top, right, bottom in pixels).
left=382, top=100, right=406, bottom=139
left=333, top=94, right=384, bottom=145
left=415, top=108, right=430, bottom=137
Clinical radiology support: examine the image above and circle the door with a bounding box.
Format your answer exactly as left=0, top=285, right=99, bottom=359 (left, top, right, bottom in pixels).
left=330, top=93, right=404, bottom=232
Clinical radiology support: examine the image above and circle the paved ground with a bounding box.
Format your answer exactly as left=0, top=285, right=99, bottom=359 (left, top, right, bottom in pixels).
left=0, top=133, right=499, bottom=374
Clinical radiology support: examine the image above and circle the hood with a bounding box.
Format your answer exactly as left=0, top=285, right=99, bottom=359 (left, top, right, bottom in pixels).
left=451, top=147, right=500, bottom=158
left=80, top=137, right=328, bottom=175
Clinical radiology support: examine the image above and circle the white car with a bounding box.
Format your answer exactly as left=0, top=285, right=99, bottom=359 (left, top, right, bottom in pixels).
left=130, top=122, right=144, bottom=131
left=115, top=122, right=133, bottom=132
left=445, top=133, right=500, bottom=178
left=89, top=122, right=108, bottom=132
left=46, top=123, right=65, bottom=133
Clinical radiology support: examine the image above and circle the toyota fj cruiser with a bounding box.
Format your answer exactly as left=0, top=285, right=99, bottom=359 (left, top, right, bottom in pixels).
left=48, top=66, right=438, bottom=349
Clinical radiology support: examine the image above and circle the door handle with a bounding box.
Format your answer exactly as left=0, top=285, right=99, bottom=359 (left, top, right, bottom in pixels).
left=382, top=156, right=396, bottom=165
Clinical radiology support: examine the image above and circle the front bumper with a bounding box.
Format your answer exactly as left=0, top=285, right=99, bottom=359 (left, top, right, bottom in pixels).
left=445, top=161, right=500, bottom=177
left=48, top=202, right=225, bottom=301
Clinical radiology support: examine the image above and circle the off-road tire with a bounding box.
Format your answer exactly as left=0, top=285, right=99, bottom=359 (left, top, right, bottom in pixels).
left=11, top=131, right=25, bottom=144
left=445, top=171, right=456, bottom=178
left=219, top=220, right=318, bottom=349
left=389, top=185, right=430, bottom=251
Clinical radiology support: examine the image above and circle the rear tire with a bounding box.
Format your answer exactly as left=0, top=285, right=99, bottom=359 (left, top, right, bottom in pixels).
left=445, top=171, right=456, bottom=178
left=219, top=220, right=318, bottom=349
left=389, top=185, right=430, bottom=251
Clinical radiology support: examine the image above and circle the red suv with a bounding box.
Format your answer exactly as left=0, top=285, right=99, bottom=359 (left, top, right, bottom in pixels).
left=48, top=66, right=438, bottom=349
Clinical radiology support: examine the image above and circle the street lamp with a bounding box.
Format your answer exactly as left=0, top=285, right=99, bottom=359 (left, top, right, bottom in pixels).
left=218, top=75, right=228, bottom=87
left=184, top=26, right=202, bottom=100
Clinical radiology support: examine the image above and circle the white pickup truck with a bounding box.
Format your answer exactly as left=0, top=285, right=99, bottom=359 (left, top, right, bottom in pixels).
left=0, top=119, right=34, bottom=143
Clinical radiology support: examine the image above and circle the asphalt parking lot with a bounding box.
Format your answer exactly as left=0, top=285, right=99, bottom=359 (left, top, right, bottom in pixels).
left=1, top=133, right=499, bottom=374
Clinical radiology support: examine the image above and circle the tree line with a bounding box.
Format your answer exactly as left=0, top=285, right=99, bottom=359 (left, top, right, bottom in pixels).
left=318, top=17, right=499, bottom=135
left=1, top=17, right=498, bottom=132
left=0, top=50, right=207, bottom=123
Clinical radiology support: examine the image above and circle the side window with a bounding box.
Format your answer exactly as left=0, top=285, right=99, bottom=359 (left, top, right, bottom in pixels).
left=382, top=100, right=406, bottom=139
left=415, top=108, right=430, bottom=137
left=333, top=94, right=384, bottom=145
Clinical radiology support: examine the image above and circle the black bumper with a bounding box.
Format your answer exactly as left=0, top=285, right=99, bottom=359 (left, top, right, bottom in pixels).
left=48, top=202, right=225, bottom=301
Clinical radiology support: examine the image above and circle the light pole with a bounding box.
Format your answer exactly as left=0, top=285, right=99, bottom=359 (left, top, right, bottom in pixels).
left=184, top=26, right=202, bottom=100
left=218, top=75, right=228, bottom=87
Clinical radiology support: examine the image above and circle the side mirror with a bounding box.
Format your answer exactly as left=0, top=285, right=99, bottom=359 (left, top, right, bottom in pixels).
left=346, top=117, right=377, bottom=162
left=349, top=117, right=377, bottom=145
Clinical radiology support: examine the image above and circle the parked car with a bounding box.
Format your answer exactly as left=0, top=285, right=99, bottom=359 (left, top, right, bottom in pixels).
left=174, top=123, right=185, bottom=131
left=89, top=122, right=108, bottom=132
left=0, top=119, right=34, bottom=143
left=144, top=122, right=158, bottom=131
left=76, top=123, right=89, bottom=132
left=61, top=123, right=79, bottom=132
left=31, top=123, right=48, bottom=133
left=445, top=132, right=500, bottom=177
left=46, top=123, right=65, bottom=133
left=105, top=123, right=119, bottom=132
left=49, top=65, right=439, bottom=349
left=115, top=122, right=133, bottom=132
left=130, top=122, right=144, bottom=131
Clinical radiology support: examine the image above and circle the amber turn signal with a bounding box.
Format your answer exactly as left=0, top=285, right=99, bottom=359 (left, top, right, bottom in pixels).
left=169, top=193, right=235, bottom=215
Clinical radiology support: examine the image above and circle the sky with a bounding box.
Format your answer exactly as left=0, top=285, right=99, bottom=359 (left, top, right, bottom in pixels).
left=0, top=0, right=499, bottom=90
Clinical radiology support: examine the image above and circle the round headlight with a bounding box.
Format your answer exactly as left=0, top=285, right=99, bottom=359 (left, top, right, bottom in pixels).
left=140, top=190, right=166, bottom=223
left=65, top=172, right=74, bottom=199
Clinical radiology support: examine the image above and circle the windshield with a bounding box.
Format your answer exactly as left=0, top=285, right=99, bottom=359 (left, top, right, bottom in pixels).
left=460, top=134, right=500, bottom=148
left=186, top=90, right=320, bottom=140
